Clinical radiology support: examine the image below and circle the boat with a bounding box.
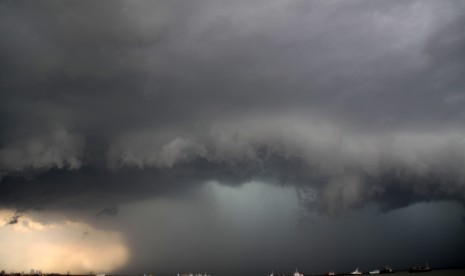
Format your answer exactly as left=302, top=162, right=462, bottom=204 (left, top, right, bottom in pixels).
left=380, top=266, right=393, bottom=274
left=293, top=269, right=304, bottom=276
left=269, top=271, right=274, bottom=276
left=409, top=262, right=431, bottom=273
left=369, top=270, right=380, bottom=275
left=328, top=271, right=336, bottom=276
left=350, top=268, right=363, bottom=275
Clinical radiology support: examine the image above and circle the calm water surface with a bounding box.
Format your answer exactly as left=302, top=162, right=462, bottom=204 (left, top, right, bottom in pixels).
left=281, top=270, right=465, bottom=276
left=312, top=270, right=465, bottom=276
left=384, top=270, right=465, bottom=276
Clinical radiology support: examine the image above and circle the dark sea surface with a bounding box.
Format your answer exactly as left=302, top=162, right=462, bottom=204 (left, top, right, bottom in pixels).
left=372, top=270, right=465, bottom=276
left=315, top=270, right=465, bottom=276
left=233, top=270, right=465, bottom=276
left=380, top=270, right=465, bottom=276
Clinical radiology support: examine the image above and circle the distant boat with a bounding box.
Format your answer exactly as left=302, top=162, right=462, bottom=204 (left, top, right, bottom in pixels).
left=269, top=271, right=274, bottom=276
left=409, top=262, right=431, bottom=273
left=350, top=268, right=363, bottom=275
left=328, top=271, right=336, bottom=276
left=369, top=270, right=380, bottom=275
left=380, top=266, right=393, bottom=274
left=293, top=269, right=304, bottom=276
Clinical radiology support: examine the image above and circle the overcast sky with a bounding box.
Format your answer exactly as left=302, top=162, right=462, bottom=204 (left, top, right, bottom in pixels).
left=1, top=0, right=465, bottom=275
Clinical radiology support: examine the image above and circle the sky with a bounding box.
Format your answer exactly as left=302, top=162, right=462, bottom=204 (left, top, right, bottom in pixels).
left=1, top=0, right=465, bottom=275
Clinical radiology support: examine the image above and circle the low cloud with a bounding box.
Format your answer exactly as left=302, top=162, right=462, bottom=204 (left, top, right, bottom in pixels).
left=0, top=129, right=84, bottom=174
left=0, top=0, right=464, bottom=216
left=1, top=116, right=464, bottom=216
left=105, top=116, right=465, bottom=215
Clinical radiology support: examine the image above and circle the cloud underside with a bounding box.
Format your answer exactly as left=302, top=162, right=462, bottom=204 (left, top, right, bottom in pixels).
left=1, top=0, right=465, bottom=215
left=1, top=117, right=464, bottom=215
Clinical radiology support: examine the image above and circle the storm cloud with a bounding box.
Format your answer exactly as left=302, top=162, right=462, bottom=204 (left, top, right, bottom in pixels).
left=1, top=0, right=465, bottom=273
left=1, top=0, right=465, bottom=215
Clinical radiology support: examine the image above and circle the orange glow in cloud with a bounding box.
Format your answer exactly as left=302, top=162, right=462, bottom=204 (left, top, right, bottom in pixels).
left=0, top=210, right=129, bottom=274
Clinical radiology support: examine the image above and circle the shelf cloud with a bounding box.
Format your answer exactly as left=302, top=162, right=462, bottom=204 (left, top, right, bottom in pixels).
left=1, top=0, right=465, bottom=215
left=1, top=1, right=465, bottom=273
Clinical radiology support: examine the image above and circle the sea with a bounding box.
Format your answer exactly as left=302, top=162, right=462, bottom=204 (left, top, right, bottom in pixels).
left=374, top=270, right=465, bottom=276
left=277, top=270, right=465, bottom=276
left=318, top=270, right=465, bottom=276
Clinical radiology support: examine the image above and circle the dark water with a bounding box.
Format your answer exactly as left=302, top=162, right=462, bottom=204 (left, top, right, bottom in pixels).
left=242, top=271, right=465, bottom=276
left=289, top=270, right=465, bottom=276
left=348, top=270, right=465, bottom=276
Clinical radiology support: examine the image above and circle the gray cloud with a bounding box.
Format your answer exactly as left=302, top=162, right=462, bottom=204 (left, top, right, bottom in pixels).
left=1, top=0, right=465, bottom=272
left=0, top=128, right=84, bottom=174
left=1, top=0, right=465, bottom=214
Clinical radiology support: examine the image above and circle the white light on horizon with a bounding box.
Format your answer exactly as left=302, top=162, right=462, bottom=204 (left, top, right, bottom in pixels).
left=0, top=210, right=129, bottom=274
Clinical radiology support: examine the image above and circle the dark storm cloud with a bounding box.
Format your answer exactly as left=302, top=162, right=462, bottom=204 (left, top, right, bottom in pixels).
left=1, top=0, right=465, bottom=216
